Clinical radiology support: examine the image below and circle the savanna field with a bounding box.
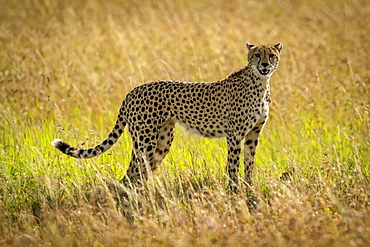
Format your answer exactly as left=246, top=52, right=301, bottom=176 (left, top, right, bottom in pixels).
left=0, top=0, right=369, bottom=246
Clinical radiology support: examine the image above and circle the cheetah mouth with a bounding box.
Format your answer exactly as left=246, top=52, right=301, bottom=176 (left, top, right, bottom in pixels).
left=258, top=68, right=270, bottom=75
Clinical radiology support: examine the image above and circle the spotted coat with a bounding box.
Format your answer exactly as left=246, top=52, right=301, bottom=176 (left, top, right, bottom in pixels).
left=52, top=42, right=283, bottom=190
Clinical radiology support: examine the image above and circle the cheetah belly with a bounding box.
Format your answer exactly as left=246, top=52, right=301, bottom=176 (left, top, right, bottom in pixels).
left=175, top=118, right=228, bottom=139
left=177, top=121, right=204, bottom=137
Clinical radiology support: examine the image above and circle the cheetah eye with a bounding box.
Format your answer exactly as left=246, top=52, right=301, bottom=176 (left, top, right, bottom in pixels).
left=269, top=54, right=275, bottom=58
left=255, top=54, right=260, bottom=58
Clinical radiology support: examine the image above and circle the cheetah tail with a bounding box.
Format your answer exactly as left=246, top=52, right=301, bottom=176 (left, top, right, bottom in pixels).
left=51, top=111, right=126, bottom=159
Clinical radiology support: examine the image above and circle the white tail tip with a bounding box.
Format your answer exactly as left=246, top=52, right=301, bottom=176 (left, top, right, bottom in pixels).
left=51, top=139, right=63, bottom=147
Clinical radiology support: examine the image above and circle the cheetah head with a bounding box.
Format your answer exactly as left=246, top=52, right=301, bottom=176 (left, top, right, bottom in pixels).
left=246, top=42, right=283, bottom=77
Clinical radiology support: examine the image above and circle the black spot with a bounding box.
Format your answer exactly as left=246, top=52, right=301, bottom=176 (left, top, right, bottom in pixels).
left=245, top=140, right=253, bottom=145
left=252, top=127, right=259, bottom=131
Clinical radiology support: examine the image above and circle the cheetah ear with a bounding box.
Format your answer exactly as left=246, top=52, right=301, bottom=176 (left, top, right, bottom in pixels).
left=246, top=42, right=256, bottom=51
left=274, top=42, right=283, bottom=53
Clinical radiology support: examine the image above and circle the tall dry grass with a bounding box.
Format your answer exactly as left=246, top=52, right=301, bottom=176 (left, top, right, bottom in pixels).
left=0, top=0, right=369, bottom=246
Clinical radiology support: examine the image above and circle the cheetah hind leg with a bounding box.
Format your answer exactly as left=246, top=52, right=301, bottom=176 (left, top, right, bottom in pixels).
left=122, top=120, right=175, bottom=186
left=121, top=149, right=145, bottom=187
left=151, top=120, right=175, bottom=171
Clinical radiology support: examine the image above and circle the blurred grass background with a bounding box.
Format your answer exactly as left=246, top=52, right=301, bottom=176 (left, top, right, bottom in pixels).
left=0, top=0, right=369, bottom=246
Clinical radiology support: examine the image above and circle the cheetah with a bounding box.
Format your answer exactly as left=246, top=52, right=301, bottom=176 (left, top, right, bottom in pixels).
left=52, top=42, right=283, bottom=190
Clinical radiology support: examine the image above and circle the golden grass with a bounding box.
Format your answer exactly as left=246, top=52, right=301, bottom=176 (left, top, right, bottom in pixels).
left=0, top=0, right=369, bottom=246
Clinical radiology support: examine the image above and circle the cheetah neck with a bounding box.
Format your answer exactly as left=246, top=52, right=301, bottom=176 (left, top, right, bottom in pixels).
left=227, top=65, right=270, bottom=89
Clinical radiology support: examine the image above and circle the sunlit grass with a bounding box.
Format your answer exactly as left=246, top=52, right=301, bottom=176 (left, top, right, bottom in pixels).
left=1, top=0, right=369, bottom=246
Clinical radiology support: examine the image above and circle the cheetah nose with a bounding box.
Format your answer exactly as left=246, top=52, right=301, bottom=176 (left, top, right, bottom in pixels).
left=261, top=63, right=269, bottom=67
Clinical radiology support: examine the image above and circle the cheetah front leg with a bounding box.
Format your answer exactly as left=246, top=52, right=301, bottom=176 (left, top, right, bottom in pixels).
left=226, top=135, right=242, bottom=191
left=243, top=128, right=260, bottom=187
left=243, top=114, right=268, bottom=187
